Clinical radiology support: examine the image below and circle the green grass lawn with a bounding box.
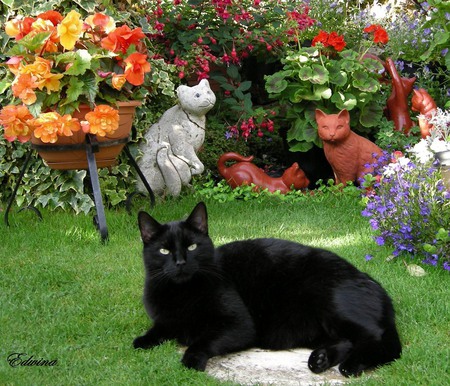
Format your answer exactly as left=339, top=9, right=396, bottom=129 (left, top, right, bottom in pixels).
left=1, top=193, right=449, bottom=385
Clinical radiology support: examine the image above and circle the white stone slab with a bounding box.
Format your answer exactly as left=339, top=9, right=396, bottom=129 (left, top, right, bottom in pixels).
left=206, top=348, right=346, bottom=386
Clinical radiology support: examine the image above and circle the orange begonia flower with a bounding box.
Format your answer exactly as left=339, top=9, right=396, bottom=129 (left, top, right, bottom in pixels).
left=6, top=56, right=23, bottom=75
left=32, top=111, right=80, bottom=143
left=19, top=57, right=63, bottom=93
left=21, top=56, right=51, bottom=79
left=12, top=73, right=38, bottom=105
left=0, top=104, right=35, bottom=143
left=85, top=105, right=119, bottom=136
left=57, top=10, right=83, bottom=50
left=58, top=114, right=81, bottom=137
left=101, top=25, right=145, bottom=54
left=36, top=10, right=64, bottom=26
left=111, top=73, right=127, bottom=90
left=124, top=53, right=151, bottom=86
left=85, top=13, right=116, bottom=34
left=5, top=17, right=35, bottom=40
left=29, top=17, right=59, bottom=52
left=32, top=112, right=61, bottom=143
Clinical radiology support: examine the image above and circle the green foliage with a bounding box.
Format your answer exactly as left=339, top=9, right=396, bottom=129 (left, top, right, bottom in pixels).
left=193, top=175, right=360, bottom=204
left=265, top=46, right=388, bottom=152
left=419, top=0, right=450, bottom=69
left=374, top=118, right=421, bottom=151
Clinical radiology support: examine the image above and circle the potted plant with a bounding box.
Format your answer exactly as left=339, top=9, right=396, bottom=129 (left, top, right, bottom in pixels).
left=264, top=26, right=389, bottom=152
left=0, top=9, right=152, bottom=169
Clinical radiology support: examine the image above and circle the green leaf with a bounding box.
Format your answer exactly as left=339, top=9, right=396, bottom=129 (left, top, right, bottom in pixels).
left=310, top=64, right=329, bottom=84
left=82, top=72, right=100, bottom=105
left=237, top=81, right=252, bottom=92
left=298, top=67, right=314, bottom=81
left=314, top=85, right=332, bottom=99
left=359, top=103, right=383, bottom=127
left=64, top=77, right=84, bottom=106
left=62, top=50, right=92, bottom=76
left=352, top=71, right=380, bottom=92
left=436, top=228, right=450, bottom=242
left=0, top=79, right=11, bottom=94
left=331, top=92, right=357, bottom=110
left=226, top=65, right=240, bottom=80
left=288, top=141, right=314, bottom=152
left=287, top=118, right=318, bottom=144
left=265, top=72, right=288, bottom=94
left=13, top=32, right=52, bottom=53
left=423, top=243, right=437, bottom=253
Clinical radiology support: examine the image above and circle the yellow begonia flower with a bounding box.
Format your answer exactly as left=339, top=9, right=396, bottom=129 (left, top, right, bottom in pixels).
left=5, top=19, right=21, bottom=38
left=57, top=10, right=83, bottom=50
left=111, top=74, right=127, bottom=90
left=41, top=73, right=64, bottom=93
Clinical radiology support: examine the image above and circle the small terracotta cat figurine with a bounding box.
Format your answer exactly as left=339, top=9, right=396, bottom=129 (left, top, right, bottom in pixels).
left=316, top=109, right=383, bottom=184
left=411, top=88, right=438, bottom=139
left=217, top=152, right=309, bottom=193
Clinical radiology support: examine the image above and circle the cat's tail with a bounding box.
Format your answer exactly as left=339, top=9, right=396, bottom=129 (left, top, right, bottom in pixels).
left=217, top=152, right=254, bottom=180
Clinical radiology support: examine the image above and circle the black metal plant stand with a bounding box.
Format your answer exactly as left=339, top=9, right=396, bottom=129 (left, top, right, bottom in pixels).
left=4, top=134, right=155, bottom=242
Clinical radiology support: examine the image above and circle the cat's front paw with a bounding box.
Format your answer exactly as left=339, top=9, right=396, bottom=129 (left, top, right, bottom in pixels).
left=181, top=350, right=208, bottom=371
left=133, top=335, right=155, bottom=350
left=338, top=358, right=364, bottom=378
left=308, top=348, right=331, bottom=374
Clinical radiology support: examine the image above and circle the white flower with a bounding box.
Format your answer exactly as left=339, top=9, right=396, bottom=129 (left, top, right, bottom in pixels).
left=383, top=156, right=411, bottom=177
left=430, top=138, right=450, bottom=153
left=409, top=139, right=434, bottom=164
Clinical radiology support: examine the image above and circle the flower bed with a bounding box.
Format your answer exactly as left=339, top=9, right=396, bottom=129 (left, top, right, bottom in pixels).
left=362, top=109, right=450, bottom=271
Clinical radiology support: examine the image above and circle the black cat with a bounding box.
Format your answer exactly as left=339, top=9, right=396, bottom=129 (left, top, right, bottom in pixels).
left=133, top=202, right=401, bottom=377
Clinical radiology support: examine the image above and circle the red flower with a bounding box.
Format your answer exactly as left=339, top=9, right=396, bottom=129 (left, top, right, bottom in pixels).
left=101, top=25, right=145, bottom=54
left=364, top=24, right=389, bottom=45
left=327, top=31, right=346, bottom=51
left=311, top=30, right=328, bottom=46
left=312, top=30, right=346, bottom=52
left=36, top=10, right=64, bottom=26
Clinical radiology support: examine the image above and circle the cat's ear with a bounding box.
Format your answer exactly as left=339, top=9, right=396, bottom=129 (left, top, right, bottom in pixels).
left=186, top=202, right=208, bottom=235
left=338, top=109, right=350, bottom=122
left=315, top=109, right=326, bottom=121
left=138, top=211, right=162, bottom=243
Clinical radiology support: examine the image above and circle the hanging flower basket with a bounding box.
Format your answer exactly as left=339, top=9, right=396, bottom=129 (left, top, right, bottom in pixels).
left=30, top=101, right=141, bottom=170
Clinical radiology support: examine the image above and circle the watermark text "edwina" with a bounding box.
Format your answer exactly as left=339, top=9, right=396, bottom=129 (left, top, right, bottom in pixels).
left=7, top=353, right=58, bottom=367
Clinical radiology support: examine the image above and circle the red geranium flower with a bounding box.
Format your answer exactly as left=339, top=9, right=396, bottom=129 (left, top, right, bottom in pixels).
left=312, top=30, right=346, bottom=52
left=364, top=24, right=389, bottom=45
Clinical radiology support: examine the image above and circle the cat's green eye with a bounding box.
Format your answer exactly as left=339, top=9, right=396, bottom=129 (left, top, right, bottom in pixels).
left=187, top=244, right=197, bottom=251
left=159, top=248, right=170, bottom=255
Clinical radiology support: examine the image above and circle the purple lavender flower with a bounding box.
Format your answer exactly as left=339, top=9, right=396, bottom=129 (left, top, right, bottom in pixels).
left=365, top=254, right=373, bottom=261
left=375, top=236, right=385, bottom=246
left=361, top=151, right=449, bottom=270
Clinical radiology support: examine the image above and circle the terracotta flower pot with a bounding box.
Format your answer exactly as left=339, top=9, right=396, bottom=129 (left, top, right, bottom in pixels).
left=31, top=101, right=141, bottom=170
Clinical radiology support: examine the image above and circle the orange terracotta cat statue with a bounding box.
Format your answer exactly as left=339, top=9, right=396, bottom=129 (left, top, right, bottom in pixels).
left=316, top=109, right=383, bottom=185
left=217, top=152, right=309, bottom=193
left=411, top=88, right=438, bottom=139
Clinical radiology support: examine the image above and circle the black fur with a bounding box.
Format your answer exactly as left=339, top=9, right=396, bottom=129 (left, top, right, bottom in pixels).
left=134, top=202, right=401, bottom=377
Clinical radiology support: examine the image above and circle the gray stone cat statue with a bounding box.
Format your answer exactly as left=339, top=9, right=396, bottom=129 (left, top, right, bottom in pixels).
left=137, top=79, right=216, bottom=196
